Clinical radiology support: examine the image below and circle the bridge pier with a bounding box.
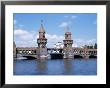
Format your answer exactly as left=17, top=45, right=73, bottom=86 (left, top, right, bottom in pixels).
left=83, top=55, right=89, bottom=59
left=63, top=48, right=74, bottom=59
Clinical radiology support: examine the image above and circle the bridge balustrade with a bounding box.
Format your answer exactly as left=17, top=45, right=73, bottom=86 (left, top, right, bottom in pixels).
left=16, top=48, right=97, bottom=59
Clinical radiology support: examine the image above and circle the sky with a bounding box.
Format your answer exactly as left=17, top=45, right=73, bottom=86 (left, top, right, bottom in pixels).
left=14, top=13, right=97, bottom=48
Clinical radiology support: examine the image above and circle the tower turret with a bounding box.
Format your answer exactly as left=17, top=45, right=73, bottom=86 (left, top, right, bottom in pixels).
left=63, top=27, right=74, bottom=59
left=37, top=20, right=47, bottom=48
left=63, top=27, right=73, bottom=48
left=37, top=20, right=47, bottom=59
left=39, top=23, right=45, bottom=33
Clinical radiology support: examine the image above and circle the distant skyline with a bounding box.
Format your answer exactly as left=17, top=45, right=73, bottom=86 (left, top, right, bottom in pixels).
left=14, top=13, right=97, bottom=48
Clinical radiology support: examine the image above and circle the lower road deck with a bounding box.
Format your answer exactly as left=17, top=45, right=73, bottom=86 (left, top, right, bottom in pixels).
left=15, top=47, right=97, bottom=60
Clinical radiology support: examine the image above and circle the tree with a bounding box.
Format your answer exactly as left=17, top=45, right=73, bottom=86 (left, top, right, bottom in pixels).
left=94, top=43, right=97, bottom=49
left=89, top=45, right=93, bottom=49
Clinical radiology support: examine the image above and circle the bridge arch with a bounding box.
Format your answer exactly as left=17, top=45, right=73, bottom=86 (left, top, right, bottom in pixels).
left=22, top=56, right=37, bottom=60
left=50, top=53, right=63, bottom=59
left=74, top=55, right=83, bottom=59
left=89, top=55, right=97, bottom=58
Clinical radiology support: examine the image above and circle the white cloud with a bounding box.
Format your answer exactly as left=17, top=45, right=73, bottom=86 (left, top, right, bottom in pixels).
left=14, top=29, right=64, bottom=47
left=86, top=39, right=96, bottom=45
left=59, top=22, right=68, bottom=28
left=59, top=15, right=77, bottom=28
left=14, top=29, right=38, bottom=47
left=45, top=34, right=64, bottom=48
left=14, top=29, right=29, bottom=36
left=14, top=29, right=96, bottom=48
left=74, top=38, right=96, bottom=47
left=46, top=34, right=64, bottom=41
left=14, top=29, right=36, bottom=41
left=72, top=43, right=78, bottom=47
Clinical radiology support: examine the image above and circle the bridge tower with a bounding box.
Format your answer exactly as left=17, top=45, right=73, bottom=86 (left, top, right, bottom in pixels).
left=37, top=20, right=48, bottom=59
left=13, top=41, right=16, bottom=58
left=63, top=27, right=74, bottom=59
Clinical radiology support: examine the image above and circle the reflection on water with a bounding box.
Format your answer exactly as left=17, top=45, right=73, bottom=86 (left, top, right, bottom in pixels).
left=14, top=58, right=97, bottom=75
left=36, top=60, right=47, bottom=75
left=63, top=59, right=72, bottom=75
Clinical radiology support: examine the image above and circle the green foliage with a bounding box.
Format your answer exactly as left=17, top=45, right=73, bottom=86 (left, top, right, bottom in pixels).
left=94, top=43, right=97, bottom=49
left=83, top=43, right=97, bottom=49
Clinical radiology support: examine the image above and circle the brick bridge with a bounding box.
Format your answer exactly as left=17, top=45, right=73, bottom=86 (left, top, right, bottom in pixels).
left=15, top=47, right=97, bottom=59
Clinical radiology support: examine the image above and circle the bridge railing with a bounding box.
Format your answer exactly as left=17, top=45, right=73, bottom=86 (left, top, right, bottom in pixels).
left=16, top=47, right=97, bottom=57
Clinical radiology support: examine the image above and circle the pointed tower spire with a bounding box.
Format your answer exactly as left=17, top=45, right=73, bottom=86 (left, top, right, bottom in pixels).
left=65, top=26, right=69, bottom=33
left=41, top=20, right=43, bottom=28
left=64, top=26, right=71, bottom=40
left=39, top=20, right=45, bottom=33
left=41, top=19, right=43, bottom=24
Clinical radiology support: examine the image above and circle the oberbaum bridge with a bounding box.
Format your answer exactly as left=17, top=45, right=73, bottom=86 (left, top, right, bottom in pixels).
left=13, top=22, right=97, bottom=60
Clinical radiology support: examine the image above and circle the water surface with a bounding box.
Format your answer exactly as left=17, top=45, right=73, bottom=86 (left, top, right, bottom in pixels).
left=14, top=58, right=97, bottom=75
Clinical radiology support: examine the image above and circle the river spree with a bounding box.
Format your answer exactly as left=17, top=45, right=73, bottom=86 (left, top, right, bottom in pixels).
left=13, top=58, right=97, bottom=75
